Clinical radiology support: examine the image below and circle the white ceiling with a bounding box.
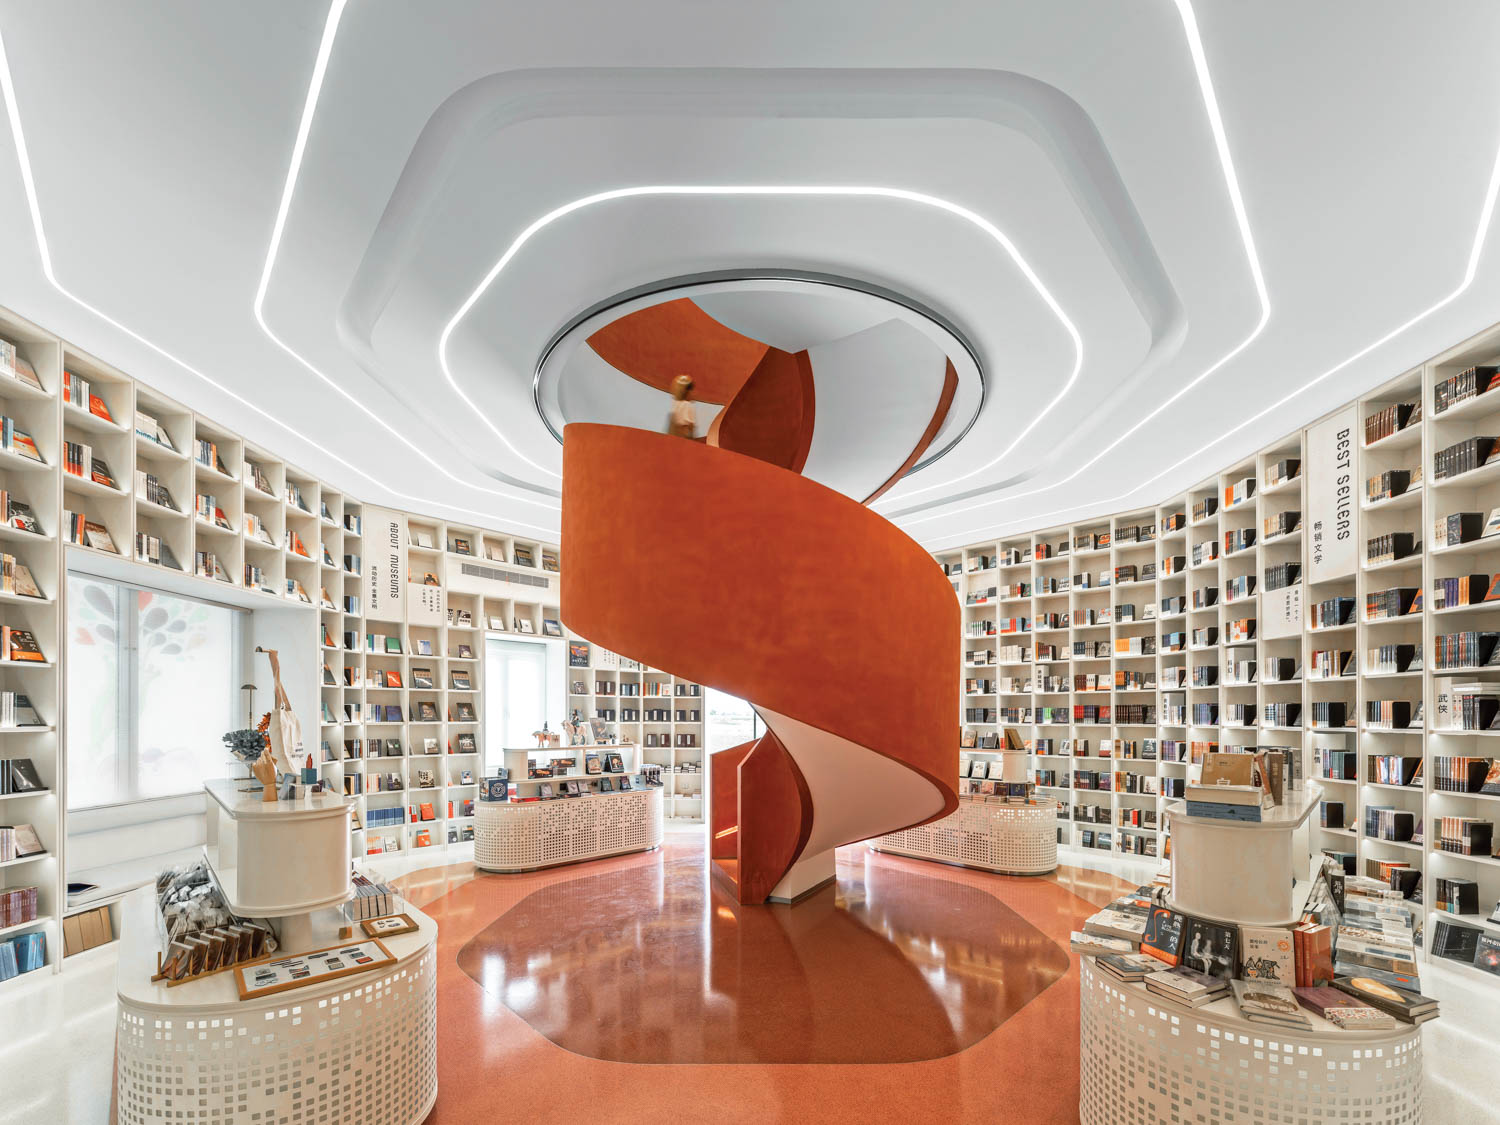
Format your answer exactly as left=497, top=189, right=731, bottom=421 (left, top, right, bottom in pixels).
left=1, top=0, right=1499, bottom=550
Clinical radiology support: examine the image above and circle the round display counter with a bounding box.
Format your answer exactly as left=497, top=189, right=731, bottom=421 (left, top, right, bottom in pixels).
left=868, top=795, right=1058, bottom=876
left=1078, top=956, right=1423, bottom=1124
left=475, top=785, right=664, bottom=873
left=114, top=888, right=438, bottom=1125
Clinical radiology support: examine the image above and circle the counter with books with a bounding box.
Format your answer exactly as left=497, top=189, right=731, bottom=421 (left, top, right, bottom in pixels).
left=474, top=784, right=663, bottom=873
left=869, top=794, right=1058, bottom=876
left=115, top=880, right=438, bottom=1125
left=1078, top=955, right=1424, bottom=1125
left=1073, top=857, right=1432, bottom=1124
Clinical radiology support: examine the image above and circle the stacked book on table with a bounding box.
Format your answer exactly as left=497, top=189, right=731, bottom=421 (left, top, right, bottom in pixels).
left=1147, top=965, right=1229, bottom=1007
left=1183, top=752, right=1276, bottom=822
left=1070, top=858, right=1441, bottom=1030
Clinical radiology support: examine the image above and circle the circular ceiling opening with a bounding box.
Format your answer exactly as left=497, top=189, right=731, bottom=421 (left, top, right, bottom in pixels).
left=534, top=272, right=984, bottom=502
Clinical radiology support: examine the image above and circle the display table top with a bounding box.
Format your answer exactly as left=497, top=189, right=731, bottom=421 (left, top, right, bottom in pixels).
left=204, top=778, right=352, bottom=822
left=480, top=785, right=664, bottom=808
left=115, top=885, right=435, bottom=1015
left=1164, top=783, right=1322, bottom=832
left=1081, top=955, right=1421, bottom=1045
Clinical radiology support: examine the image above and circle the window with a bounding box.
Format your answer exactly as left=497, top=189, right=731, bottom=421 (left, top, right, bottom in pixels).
left=484, top=637, right=563, bottom=775
left=66, top=574, right=242, bottom=808
left=705, top=689, right=760, bottom=753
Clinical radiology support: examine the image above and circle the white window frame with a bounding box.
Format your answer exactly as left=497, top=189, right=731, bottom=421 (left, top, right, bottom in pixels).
left=66, top=571, right=245, bottom=810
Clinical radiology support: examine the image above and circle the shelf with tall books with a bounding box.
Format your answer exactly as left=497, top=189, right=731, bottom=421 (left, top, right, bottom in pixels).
left=941, top=316, right=1500, bottom=986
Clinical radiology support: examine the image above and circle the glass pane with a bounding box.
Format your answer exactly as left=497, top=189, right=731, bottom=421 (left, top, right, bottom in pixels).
left=705, top=689, right=756, bottom=753
left=134, top=589, right=235, bottom=800
left=485, top=639, right=550, bottom=774
left=66, top=575, right=124, bottom=808
left=504, top=655, right=542, bottom=748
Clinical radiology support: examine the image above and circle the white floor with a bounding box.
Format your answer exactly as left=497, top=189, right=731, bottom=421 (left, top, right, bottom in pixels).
left=1, top=843, right=1496, bottom=1124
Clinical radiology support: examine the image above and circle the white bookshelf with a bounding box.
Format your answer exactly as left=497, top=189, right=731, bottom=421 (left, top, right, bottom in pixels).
left=561, top=635, right=705, bottom=823
left=0, top=301, right=577, bottom=985
left=940, top=315, right=1500, bottom=986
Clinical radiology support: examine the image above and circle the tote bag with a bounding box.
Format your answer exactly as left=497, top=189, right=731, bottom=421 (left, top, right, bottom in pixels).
left=264, top=649, right=304, bottom=775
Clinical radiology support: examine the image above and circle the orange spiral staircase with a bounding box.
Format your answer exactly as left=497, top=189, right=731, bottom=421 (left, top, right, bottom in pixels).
left=560, top=300, right=959, bottom=904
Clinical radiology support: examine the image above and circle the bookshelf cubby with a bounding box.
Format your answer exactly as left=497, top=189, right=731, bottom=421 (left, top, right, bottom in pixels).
left=561, top=635, right=705, bottom=823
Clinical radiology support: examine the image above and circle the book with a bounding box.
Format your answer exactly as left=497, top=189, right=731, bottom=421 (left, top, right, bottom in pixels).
left=10, top=823, right=43, bottom=857
left=1140, top=905, right=1185, bottom=966
left=6, top=758, right=44, bottom=791
left=1143, top=965, right=1229, bottom=1007
left=3, top=628, right=44, bottom=663
left=1332, top=976, right=1439, bottom=1023
left=1473, top=933, right=1500, bottom=976
left=6, top=500, right=37, bottom=534
left=82, top=520, right=117, bottom=554
left=1231, top=979, right=1311, bottom=1029
left=1082, top=904, right=1149, bottom=944
left=1096, top=952, right=1160, bottom=982
left=1239, top=926, right=1295, bottom=983
left=1069, top=931, right=1135, bottom=956
left=1179, top=916, right=1238, bottom=981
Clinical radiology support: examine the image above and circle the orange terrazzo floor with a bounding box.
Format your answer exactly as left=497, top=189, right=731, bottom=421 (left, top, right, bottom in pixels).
left=387, top=837, right=1135, bottom=1125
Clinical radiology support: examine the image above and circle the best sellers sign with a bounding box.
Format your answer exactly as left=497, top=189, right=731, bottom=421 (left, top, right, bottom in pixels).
left=1307, top=407, right=1357, bottom=585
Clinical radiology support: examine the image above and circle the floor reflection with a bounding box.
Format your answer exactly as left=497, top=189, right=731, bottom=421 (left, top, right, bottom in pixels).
left=457, top=843, right=1069, bottom=1063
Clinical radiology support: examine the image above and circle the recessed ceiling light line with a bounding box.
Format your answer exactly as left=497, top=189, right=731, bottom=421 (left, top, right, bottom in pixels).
left=892, top=0, right=1270, bottom=529
left=906, top=0, right=1500, bottom=549
left=0, top=21, right=557, bottom=536
left=251, top=0, right=561, bottom=514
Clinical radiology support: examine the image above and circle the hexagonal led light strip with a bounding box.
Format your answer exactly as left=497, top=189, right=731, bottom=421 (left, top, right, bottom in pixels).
left=0, top=3, right=560, bottom=536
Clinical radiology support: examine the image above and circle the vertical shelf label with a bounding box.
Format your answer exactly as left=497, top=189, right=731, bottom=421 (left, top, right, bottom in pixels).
left=1307, top=406, right=1357, bottom=584
left=365, top=505, right=407, bottom=623
left=1262, top=584, right=1303, bottom=639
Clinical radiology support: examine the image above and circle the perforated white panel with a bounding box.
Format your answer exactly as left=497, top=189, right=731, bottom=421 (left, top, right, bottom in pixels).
left=1077, top=957, right=1423, bottom=1125
left=871, top=796, right=1058, bottom=875
left=474, top=788, right=664, bottom=873
left=116, top=942, right=437, bottom=1125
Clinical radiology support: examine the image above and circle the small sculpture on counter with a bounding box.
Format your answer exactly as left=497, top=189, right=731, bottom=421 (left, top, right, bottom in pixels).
left=250, top=746, right=279, bottom=802
left=223, top=723, right=279, bottom=803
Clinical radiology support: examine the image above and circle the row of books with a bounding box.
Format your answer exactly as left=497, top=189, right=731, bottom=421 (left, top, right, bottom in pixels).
left=1365, top=400, right=1419, bottom=446
left=1433, top=365, right=1500, bottom=415
left=62, top=369, right=114, bottom=423
left=1365, top=588, right=1418, bottom=620
left=1433, top=572, right=1500, bottom=609
left=1366, top=467, right=1417, bottom=501
left=1433, top=630, right=1500, bottom=669
left=66, top=511, right=117, bottom=553
left=63, top=441, right=115, bottom=488
left=1433, top=435, right=1497, bottom=481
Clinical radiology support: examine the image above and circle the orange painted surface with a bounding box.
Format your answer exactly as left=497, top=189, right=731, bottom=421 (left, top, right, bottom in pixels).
left=384, top=841, right=1132, bottom=1123
left=563, top=423, right=958, bottom=902
left=707, top=347, right=816, bottom=472
left=733, top=729, right=815, bottom=903
left=586, top=298, right=768, bottom=404
left=710, top=741, right=754, bottom=861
